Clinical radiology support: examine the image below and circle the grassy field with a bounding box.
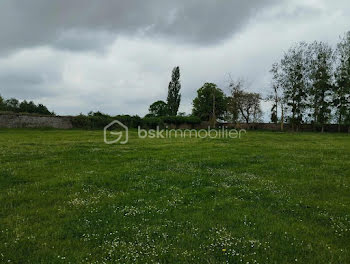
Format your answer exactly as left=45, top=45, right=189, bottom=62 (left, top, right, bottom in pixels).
left=0, top=129, right=349, bottom=263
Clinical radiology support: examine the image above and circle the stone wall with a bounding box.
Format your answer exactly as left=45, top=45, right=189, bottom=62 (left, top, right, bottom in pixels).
left=168, top=122, right=349, bottom=133
left=0, top=113, right=348, bottom=132
left=0, top=114, right=73, bottom=129
left=165, top=122, right=209, bottom=130
left=221, top=123, right=350, bottom=133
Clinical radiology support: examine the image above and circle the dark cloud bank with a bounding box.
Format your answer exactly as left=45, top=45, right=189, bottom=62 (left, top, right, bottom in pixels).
left=0, top=0, right=349, bottom=117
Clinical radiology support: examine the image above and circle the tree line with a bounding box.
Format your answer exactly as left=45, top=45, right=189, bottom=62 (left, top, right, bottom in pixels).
left=148, top=68, right=263, bottom=126
left=0, top=95, right=54, bottom=116
left=150, top=31, right=350, bottom=132
left=269, top=31, right=350, bottom=132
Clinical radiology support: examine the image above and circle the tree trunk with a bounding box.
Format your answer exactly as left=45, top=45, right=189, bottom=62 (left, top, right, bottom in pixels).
left=212, top=89, right=216, bottom=128
left=280, top=107, right=284, bottom=132
left=338, top=113, right=342, bottom=133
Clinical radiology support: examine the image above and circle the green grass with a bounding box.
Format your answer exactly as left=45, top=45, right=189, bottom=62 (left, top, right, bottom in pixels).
left=0, top=129, right=349, bottom=263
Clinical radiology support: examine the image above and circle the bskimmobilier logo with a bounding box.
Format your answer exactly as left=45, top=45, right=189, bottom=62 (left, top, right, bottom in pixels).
left=104, top=120, right=246, bottom=145
left=104, top=120, right=129, bottom=144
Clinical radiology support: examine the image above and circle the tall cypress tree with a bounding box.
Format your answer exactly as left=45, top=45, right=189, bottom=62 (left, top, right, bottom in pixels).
left=167, top=66, right=181, bottom=116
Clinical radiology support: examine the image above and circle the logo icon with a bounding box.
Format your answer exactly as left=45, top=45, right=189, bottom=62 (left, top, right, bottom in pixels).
left=104, top=120, right=129, bottom=144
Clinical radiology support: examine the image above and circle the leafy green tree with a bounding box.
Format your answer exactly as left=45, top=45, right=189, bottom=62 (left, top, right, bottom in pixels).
left=307, top=41, right=334, bottom=132
left=0, top=95, right=53, bottom=115
left=149, top=100, right=168, bottom=117
left=280, top=42, right=309, bottom=131
left=231, top=91, right=262, bottom=124
left=192, top=83, right=227, bottom=121
left=0, top=94, right=4, bottom=111
left=88, top=111, right=109, bottom=117
left=334, top=31, right=350, bottom=130
left=36, top=104, right=52, bottom=115
left=227, top=79, right=243, bottom=123
left=19, top=100, right=37, bottom=113
left=5, top=98, right=20, bottom=112
left=270, top=104, right=278, bottom=124
left=167, top=66, right=181, bottom=116
left=227, top=79, right=262, bottom=124
left=268, top=63, right=285, bottom=127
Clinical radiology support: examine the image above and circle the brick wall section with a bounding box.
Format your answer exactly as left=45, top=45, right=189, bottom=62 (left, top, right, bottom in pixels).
left=0, top=114, right=73, bottom=129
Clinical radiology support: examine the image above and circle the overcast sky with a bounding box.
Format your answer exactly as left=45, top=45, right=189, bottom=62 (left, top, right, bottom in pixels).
left=0, top=0, right=349, bottom=117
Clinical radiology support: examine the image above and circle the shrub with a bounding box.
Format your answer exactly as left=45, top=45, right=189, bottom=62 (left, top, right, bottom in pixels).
left=71, top=114, right=114, bottom=129
left=71, top=113, right=201, bottom=129
left=71, top=114, right=92, bottom=129
left=115, top=115, right=142, bottom=128
left=142, top=117, right=164, bottom=129
left=162, top=116, right=201, bottom=125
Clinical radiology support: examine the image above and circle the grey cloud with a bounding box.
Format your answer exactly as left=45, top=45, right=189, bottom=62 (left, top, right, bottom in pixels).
left=0, top=72, right=61, bottom=98
left=1, top=0, right=350, bottom=119
left=0, top=0, right=281, bottom=54
left=0, top=72, right=42, bottom=86
left=256, top=4, right=324, bottom=22
left=52, top=30, right=116, bottom=53
left=0, top=59, right=64, bottom=99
